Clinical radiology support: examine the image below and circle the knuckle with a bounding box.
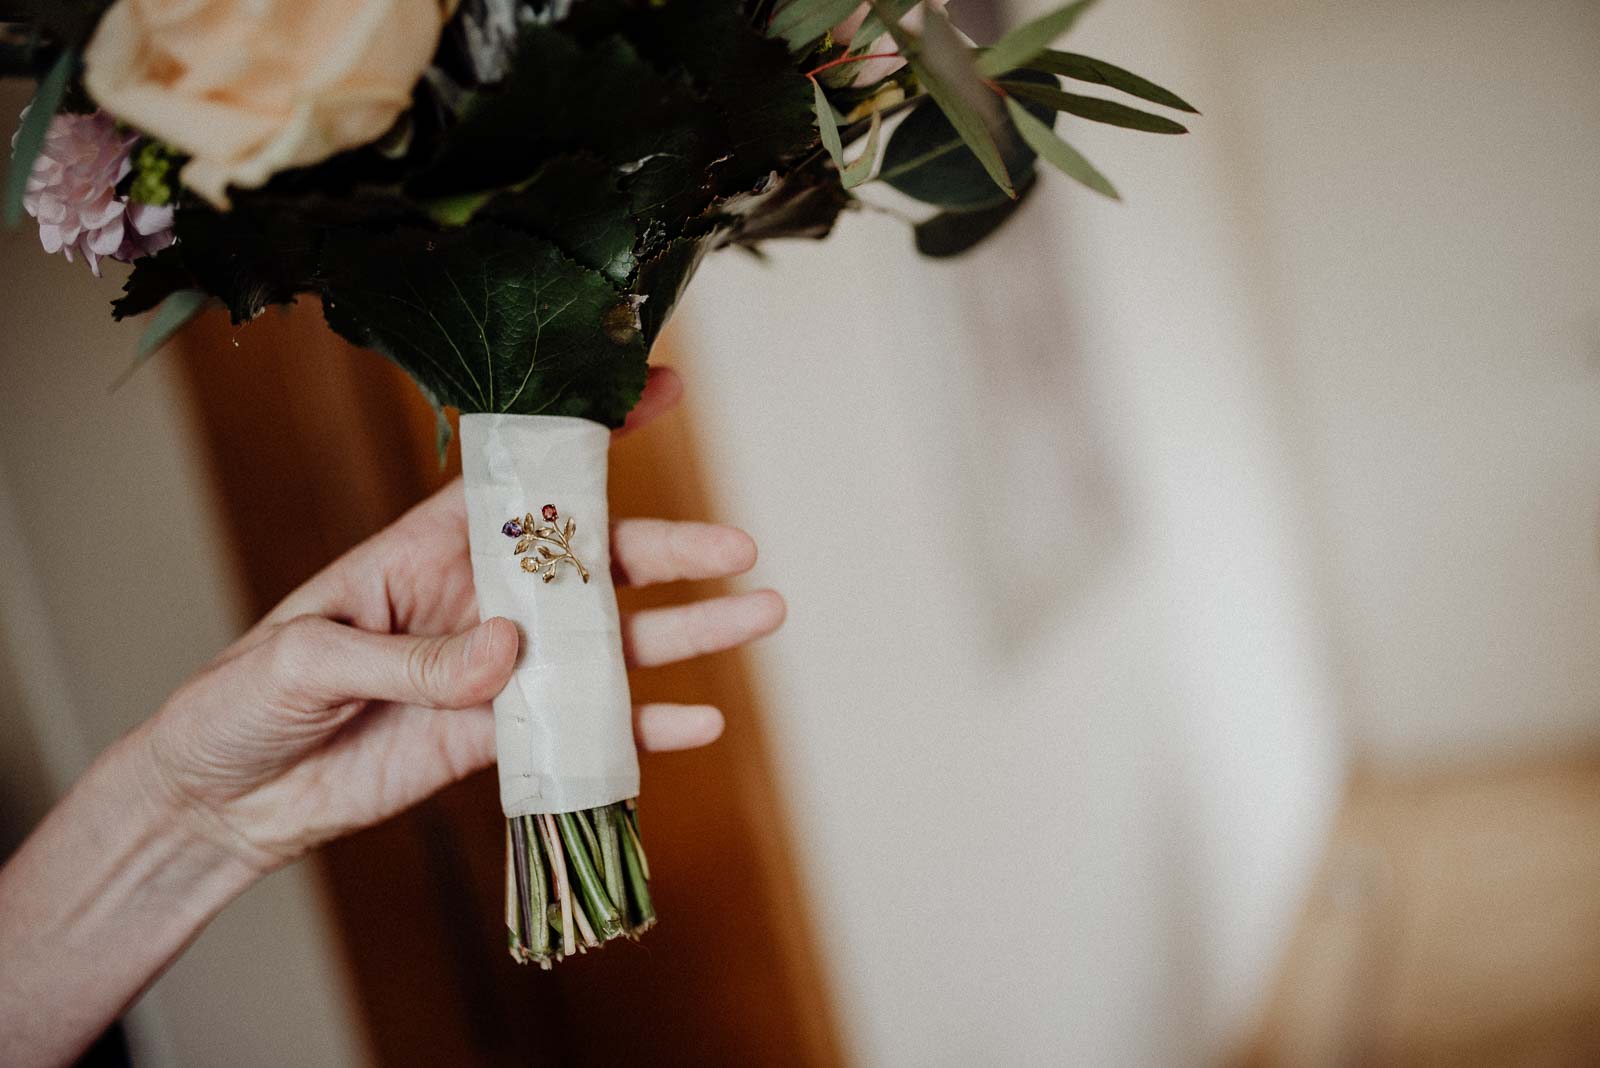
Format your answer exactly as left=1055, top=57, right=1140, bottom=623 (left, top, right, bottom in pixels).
left=264, top=616, right=331, bottom=692
left=405, top=635, right=449, bottom=700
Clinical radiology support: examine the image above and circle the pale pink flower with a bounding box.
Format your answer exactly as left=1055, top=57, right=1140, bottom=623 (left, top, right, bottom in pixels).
left=832, top=1, right=943, bottom=86
left=12, top=106, right=175, bottom=277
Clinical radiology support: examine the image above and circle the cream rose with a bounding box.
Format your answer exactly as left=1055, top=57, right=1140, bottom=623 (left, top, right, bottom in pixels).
left=84, top=0, right=453, bottom=206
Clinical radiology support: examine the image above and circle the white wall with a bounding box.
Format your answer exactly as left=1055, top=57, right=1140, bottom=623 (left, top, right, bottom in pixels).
left=0, top=75, right=368, bottom=1065
left=676, top=2, right=1346, bottom=1061
left=1216, top=0, right=1600, bottom=768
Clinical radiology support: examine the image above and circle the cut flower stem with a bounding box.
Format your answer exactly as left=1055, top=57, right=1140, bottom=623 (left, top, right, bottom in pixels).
left=506, top=801, right=655, bottom=967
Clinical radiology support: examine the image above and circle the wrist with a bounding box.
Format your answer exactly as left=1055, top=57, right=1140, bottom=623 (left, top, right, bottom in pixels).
left=0, top=728, right=260, bottom=1066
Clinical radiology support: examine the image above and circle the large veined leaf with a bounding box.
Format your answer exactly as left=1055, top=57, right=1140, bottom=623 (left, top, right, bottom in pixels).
left=478, top=155, right=637, bottom=285
left=974, top=0, right=1097, bottom=80
left=878, top=69, right=1055, bottom=211
left=111, top=244, right=193, bottom=320
left=321, top=224, right=647, bottom=425
left=1023, top=50, right=1198, bottom=113
left=1000, top=78, right=1188, bottom=134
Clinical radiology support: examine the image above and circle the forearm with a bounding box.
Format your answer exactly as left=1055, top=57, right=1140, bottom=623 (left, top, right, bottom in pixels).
left=0, top=727, right=258, bottom=1067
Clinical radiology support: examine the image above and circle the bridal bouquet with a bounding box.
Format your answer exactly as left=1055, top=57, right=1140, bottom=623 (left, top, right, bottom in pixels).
left=3, top=0, right=1192, bottom=966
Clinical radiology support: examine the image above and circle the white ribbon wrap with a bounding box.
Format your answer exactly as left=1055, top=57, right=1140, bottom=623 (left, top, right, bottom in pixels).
left=460, top=413, right=638, bottom=817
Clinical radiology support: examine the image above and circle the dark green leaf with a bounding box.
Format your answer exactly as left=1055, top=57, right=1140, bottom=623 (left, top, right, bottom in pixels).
left=913, top=177, right=1034, bottom=257
left=633, top=235, right=714, bottom=347
left=172, top=204, right=320, bottom=324
left=1004, top=97, right=1118, bottom=199
left=1024, top=50, right=1198, bottom=113
left=479, top=155, right=636, bottom=285
left=321, top=224, right=647, bottom=426
left=715, top=167, right=854, bottom=246
left=414, top=29, right=710, bottom=207
left=878, top=69, right=1055, bottom=210
left=111, top=245, right=192, bottom=320
left=1000, top=79, right=1188, bottom=134
left=0, top=2, right=110, bottom=47
left=975, top=0, right=1097, bottom=80
left=638, top=0, right=818, bottom=195
left=4, top=48, right=72, bottom=227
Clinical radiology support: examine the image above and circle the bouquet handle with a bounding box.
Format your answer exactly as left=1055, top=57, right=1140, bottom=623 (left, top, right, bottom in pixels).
left=460, top=414, right=654, bottom=965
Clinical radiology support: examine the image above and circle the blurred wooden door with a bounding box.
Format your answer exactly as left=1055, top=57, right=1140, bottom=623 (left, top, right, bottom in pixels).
left=173, top=303, right=840, bottom=1067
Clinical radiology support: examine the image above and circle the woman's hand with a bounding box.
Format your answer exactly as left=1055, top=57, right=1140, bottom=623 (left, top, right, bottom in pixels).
left=138, top=367, right=783, bottom=872
left=1, top=367, right=781, bottom=1067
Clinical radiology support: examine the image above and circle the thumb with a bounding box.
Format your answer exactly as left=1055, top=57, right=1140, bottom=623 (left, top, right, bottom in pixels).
left=259, top=615, right=519, bottom=712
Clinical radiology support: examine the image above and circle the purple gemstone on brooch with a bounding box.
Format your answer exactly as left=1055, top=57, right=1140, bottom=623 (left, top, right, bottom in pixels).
left=502, top=518, right=524, bottom=538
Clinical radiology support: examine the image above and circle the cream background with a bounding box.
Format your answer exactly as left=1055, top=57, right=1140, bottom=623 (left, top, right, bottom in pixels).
left=2, top=0, right=1598, bottom=1064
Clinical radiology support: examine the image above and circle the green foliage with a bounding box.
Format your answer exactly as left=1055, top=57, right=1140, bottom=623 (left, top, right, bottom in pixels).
left=4, top=48, right=72, bottom=227
left=1004, top=97, right=1118, bottom=199
left=999, top=78, right=1188, bottom=134
left=878, top=69, right=1055, bottom=211
left=1022, top=50, right=1198, bottom=114
left=881, top=0, right=1016, bottom=198
left=170, top=204, right=321, bottom=324
left=913, top=179, right=1034, bottom=257
left=974, top=0, right=1098, bottom=80
left=51, top=0, right=1190, bottom=428
left=477, top=155, right=637, bottom=285
left=0, top=2, right=111, bottom=49
left=111, top=244, right=192, bottom=320
left=127, top=142, right=179, bottom=206
left=321, top=224, right=648, bottom=427
left=768, top=0, right=862, bottom=51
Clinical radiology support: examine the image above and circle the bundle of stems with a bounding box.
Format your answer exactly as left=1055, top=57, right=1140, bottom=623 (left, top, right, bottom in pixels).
left=505, top=799, right=655, bottom=966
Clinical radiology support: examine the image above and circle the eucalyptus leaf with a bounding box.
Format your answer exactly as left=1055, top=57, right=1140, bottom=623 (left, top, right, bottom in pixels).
left=321, top=224, right=647, bottom=426
left=812, top=77, right=845, bottom=170
left=901, top=3, right=1015, bottom=198
left=974, top=0, right=1096, bottom=80
left=1004, top=97, right=1118, bottom=199
left=4, top=48, right=73, bottom=228
left=841, top=107, right=882, bottom=188
left=1000, top=79, right=1188, bottom=134
left=1024, top=50, right=1198, bottom=113
left=846, top=0, right=918, bottom=55
left=110, top=289, right=213, bottom=391
left=768, top=0, right=863, bottom=50
left=878, top=69, right=1054, bottom=210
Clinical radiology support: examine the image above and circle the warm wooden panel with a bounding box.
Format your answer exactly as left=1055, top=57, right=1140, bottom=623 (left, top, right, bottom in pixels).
left=1243, top=755, right=1600, bottom=1067
left=173, top=302, right=840, bottom=1067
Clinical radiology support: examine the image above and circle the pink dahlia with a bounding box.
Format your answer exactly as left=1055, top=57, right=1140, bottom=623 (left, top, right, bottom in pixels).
left=12, top=107, right=175, bottom=277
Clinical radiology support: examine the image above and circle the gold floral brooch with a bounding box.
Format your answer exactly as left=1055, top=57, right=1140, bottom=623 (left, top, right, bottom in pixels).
left=502, top=504, right=591, bottom=584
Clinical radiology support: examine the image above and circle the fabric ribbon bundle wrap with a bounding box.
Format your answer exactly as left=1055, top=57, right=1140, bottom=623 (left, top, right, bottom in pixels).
left=460, top=414, right=652, bottom=965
